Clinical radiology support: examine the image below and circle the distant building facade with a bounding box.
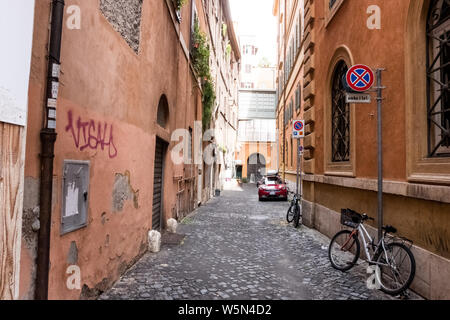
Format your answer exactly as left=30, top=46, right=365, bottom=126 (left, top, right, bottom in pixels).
left=236, top=35, right=278, bottom=181
left=200, top=0, right=240, bottom=201
left=236, top=90, right=278, bottom=181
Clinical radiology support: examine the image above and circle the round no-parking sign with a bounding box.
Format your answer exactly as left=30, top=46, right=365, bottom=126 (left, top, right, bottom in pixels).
left=346, top=64, right=374, bottom=92
left=293, top=120, right=305, bottom=139
left=294, top=121, right=304, bottom=131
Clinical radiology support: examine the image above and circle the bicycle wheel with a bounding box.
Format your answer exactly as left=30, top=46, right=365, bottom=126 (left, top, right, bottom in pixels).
left=286, top=204, right=295, bottom=223
left=293, top=204, right=302, bottom=228
left=328, top=230, right=360, bottom=271
left=375, top=242, right=416, bottom=296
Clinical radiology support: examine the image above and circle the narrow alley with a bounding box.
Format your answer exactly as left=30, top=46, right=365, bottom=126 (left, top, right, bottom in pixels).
left=100, top=183, right=402, bottom=301
left=1, top=0, right=448, bottom=304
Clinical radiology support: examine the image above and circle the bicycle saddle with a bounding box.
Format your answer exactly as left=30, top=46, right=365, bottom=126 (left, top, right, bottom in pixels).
left=383, top=225, right=397, bottom=234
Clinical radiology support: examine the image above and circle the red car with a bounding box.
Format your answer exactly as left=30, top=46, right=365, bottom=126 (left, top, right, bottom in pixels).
left=258, top=176, right=288, bottom=201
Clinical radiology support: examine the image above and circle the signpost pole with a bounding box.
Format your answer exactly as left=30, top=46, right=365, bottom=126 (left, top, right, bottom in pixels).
left=346, top=64, right=384, bottom=242
left=293, top=120, right=304, bottom=219
left=376, top=68, right=385, bottom=243
left=299, top=143, right=303, bottom=209
left=296, top=139, right=300, bottom=198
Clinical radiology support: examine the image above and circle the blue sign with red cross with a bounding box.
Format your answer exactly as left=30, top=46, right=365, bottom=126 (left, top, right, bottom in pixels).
left=346, top=64, right=374, bottom=92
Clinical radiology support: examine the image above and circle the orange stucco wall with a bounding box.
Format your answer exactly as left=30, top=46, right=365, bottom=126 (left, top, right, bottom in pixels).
left=20, top=0, right=204, bottom=299
left=313, top=0, right=408, bottom=180
left=237, top=142, right=278, bottom=179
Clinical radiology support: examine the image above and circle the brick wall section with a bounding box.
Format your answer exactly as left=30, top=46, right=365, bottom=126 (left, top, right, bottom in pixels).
left=100, top=0, right=143, bottom=53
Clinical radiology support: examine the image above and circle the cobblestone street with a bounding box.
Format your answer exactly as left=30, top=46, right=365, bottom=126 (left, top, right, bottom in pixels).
left=100, top=183, right=418, bottom=301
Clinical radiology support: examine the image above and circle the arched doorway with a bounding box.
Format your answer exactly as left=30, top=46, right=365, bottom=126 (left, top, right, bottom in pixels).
left=152, top=95, right=169, bottom=231
left=247, top=153, right=266, bottom=182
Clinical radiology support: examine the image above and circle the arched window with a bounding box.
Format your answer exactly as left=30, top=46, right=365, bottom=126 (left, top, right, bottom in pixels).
left=331, top=60, right=350, bottom=162
left=157, top=95, right=169, bottom=128
left=427, top=0, right=450, bottom=157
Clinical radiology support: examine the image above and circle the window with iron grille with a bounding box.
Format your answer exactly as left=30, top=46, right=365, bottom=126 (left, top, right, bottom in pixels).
left=286, top=140, right=289, bottom=165
left=331, top=61, right=350, bottom=162
left=298, top=13, right=302, bottom=48
left=295, top=24, right=298, bottom=56
left=290, top=100, right=294, bottom=119
left=427, top=0, right=450, bottom=157
left=284, top=107, right=288, bottom=126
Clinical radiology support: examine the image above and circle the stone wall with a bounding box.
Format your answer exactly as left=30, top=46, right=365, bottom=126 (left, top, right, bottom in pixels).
left=100, top=0, right=143, bottom=53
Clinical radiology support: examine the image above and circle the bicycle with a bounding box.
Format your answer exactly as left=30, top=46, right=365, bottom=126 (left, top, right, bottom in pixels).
left=286, top=191, right=302, bottom=228
left=328, top=208, right=416, bottom=296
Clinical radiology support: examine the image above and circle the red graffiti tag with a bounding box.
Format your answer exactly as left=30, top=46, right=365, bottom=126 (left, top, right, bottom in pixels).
left=65, top=110, right=118, bottom=158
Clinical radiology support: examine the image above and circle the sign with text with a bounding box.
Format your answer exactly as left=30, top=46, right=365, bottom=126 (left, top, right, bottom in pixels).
left=293, top=120, right=305, bottom=139
left=346, top=93, right=372, bottom=104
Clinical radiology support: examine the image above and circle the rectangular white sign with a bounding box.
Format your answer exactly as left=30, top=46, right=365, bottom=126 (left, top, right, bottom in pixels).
left=51, top=82, right=59, bottom=99
left=47, top=98, right=57, bottom=108
left=0, top=0, right=35, bottom=126
left=346, top=93, right=372, bottom=104
left=293, top=120, right=305, bottom=139
left=52, top=63, right=61, bottom=78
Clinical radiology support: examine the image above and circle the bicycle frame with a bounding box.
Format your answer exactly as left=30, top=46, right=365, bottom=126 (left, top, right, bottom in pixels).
left=352, top=223, right=390, bottom=267
left=289, top=193, right=302, bottom=213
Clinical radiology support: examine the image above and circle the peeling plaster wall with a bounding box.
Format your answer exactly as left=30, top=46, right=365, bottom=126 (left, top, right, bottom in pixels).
left=100, top=0, right=143, bottom=53
left=112, top=171, right=139, bottom=212
left=22, top=0, right=204, bottom=300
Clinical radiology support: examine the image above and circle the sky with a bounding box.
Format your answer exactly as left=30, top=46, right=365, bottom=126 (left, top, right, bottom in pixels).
left=229, top=0, right=278, bottom=66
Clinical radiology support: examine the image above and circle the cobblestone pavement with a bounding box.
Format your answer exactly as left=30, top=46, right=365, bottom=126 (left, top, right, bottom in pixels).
left=100, top=183, right=421, bottom=301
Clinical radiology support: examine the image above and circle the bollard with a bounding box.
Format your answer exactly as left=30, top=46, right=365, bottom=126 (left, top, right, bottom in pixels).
left=167, top=218, right=178, bottom=233
left=148, top=230, right=161, bottom=253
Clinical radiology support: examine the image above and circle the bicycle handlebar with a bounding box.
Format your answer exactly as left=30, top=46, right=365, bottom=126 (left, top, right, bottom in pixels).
left=361, top=214, right=375, bottom=222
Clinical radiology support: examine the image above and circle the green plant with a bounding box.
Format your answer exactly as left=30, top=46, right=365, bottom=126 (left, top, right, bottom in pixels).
left=181, top=216, right=195, bottom=225
left=191, top=18, right=216, bottom=131
left=241, top=178, right=248, bottom=184
left=191, top=18, right=210, bottom=79
left=226, top=43, right=232, bottom=59
left=219, top=145, right=228, bottom=153
left=175, top=0, right=187, bottom=11
left=222, top=23, right=228, bottom=37
left=202, top=79, right=215, bottom=130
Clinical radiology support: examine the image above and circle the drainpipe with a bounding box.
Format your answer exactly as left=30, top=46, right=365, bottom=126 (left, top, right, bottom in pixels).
left=35, top=0, right=65, bottom=300
left=282, top=0, right=287, bottom=181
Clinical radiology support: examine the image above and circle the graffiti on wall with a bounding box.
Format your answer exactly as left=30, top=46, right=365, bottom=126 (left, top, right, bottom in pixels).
left=65, top=110, right=118, bottom=158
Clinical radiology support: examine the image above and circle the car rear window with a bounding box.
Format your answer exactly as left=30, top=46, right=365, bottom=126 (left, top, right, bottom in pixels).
left=265, top=177, right=281, bottom=185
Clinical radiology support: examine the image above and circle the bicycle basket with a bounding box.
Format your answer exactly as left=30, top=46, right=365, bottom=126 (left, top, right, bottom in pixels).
left=340, top=209, right=362, bottom=228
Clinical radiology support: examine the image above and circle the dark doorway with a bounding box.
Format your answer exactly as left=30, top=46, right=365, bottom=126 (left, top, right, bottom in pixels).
left=236, top=165, right=243, bottom=179
left=152, top=137, right=168, bottom=230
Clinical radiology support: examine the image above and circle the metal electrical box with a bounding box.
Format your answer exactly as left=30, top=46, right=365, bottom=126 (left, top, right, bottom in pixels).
left=61, top=160, right=90, bottom=235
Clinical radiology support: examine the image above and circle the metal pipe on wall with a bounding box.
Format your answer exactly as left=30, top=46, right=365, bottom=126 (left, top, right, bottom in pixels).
left=376, top=69, right=384, bottom=243
left=35, top=0, right=65, bottom=300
